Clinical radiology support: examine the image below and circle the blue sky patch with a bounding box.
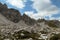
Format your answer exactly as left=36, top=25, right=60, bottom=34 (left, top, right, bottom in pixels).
left=51, top=0, right=60, bottom=8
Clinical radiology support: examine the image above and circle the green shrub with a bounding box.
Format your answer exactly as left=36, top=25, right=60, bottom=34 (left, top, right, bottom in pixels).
left=47, top=21, right=57, bottom=28
left=13, top=30, right=31, bottom=39
left=50, top=34, right=60, bottom=40
left=13, top=30, right=40, bottom=40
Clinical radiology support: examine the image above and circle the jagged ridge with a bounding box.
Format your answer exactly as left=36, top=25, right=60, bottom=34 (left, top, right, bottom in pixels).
left=0, top=2, right=60, bottom=40
left=0, top=3, right=36, bottom=26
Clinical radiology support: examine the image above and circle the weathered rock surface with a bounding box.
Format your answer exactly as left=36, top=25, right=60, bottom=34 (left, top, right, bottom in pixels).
left=0, top=2, right=60, bottom=40
left=22, top=14, right=36, bottom=25
left=0, top=3, right=21, bottom=23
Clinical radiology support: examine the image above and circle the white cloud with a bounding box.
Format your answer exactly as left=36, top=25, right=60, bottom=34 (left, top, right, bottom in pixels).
left=6, top=0, right=27, bottom=8
left=49, top=17, right=60, bottom=21
left=32, top=0, right=51, bottom=11
left=25, top=0, right=60, bottom=20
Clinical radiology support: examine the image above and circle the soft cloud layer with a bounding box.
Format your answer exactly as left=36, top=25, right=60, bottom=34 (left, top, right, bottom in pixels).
left=6, top=0, right=27, bottom=8
left=25, top=0, right=60, bottom=20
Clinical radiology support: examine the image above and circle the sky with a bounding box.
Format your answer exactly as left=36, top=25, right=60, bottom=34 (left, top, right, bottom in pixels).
left=0, top=0, right=60, bottom=21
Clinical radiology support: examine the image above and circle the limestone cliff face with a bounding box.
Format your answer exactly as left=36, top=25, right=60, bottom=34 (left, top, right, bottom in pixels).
left=0, top=3, right=7, bottom=12
left=0, top=3, right=36, bottom=24
left=22, top=14, right=36, bottom=25
left=2, top=9, right=21, bottom=23
left=0, top=3, right=21, bottom=23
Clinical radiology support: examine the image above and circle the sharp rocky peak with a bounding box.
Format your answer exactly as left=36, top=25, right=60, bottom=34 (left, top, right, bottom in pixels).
left=0, top=2, right=60, bottom=26
left=0, top=3, right=36, bottom=25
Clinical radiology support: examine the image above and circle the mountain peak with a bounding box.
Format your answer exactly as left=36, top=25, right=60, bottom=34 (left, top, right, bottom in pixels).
left=0, top=3, right=21, bottom=23
left=0, top=3, right=36, bottom=25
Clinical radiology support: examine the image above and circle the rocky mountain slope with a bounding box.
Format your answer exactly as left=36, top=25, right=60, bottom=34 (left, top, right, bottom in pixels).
left=0, top=2, right=36, bottom=32
left=0, top=3, right=60, bottom=40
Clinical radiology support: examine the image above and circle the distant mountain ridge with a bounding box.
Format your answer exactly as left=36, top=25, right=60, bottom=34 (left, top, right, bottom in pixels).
left=0, top=3, right=36, bottom=26
left=0, top=2, right=60, bottom=33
